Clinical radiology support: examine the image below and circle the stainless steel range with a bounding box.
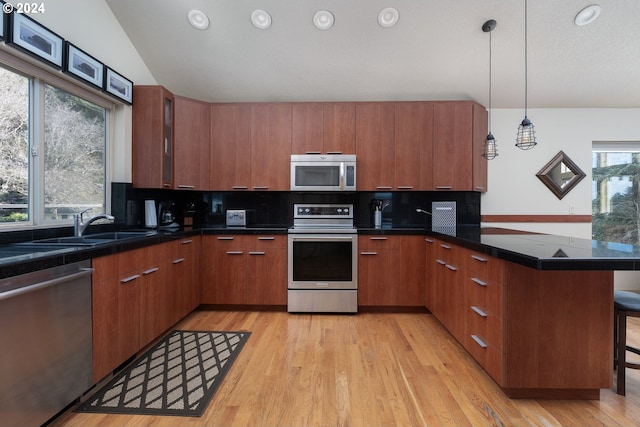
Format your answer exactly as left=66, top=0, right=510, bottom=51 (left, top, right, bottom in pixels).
left=288, top=203, right=357, bottom=313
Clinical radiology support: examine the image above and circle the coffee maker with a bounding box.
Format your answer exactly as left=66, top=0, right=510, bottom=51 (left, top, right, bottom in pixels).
left=157, top=201, right=179, bottom=230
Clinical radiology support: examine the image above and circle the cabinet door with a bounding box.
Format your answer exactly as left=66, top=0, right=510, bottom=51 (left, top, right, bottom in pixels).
left=132, top=86, right=174, bottom=189
left=356, top=103, right=395, bottom=190
left=92, top=254, right=142, bottom=382
left=394, top=102, right=434, bottom=190
left=424, top=237, right=437, bottom=310
left=210, top=104, right=251, bottom=190
left=168, top=236, right=201, bottom=323
left=433, top=102, right=473, bottom=190
left=139, top=244, right=170, bottom=348
left=292, top=103, right=324, bottom=154
left=323, top=103, right=356, bottom=154
left=251, top=103, right=292, bottom=190
left=397, top=236, right=425, bottom=305
left=202, top=236, right=247, bottom=304
left=174, top=96, right=210, bottom=190
left=433, top=240, right=466, bottom=341
left=358, top=236, right=399, bottom=306
left=246, top=235, right=287, bottom=305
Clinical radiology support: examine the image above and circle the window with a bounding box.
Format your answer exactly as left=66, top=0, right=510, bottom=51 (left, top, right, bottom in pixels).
left=0, top=65, right=107, bottom=226
left=592, top=143, right=640, bottom=244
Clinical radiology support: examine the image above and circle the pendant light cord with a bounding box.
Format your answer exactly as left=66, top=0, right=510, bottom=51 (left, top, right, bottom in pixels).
left=524, top=0, right=528, bottom=118
left=488, top=29, right=492, bottom=132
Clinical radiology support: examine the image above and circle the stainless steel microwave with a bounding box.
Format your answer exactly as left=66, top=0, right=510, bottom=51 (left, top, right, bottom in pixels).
left=290, top=154, right=356, bottom=191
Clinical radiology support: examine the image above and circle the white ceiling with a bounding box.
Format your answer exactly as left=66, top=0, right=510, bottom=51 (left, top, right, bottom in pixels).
left=105, top=0, right=640, bottom=108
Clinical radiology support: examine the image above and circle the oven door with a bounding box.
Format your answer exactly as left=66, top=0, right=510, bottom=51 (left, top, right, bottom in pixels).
left=288, top=233, right=358, bottom=290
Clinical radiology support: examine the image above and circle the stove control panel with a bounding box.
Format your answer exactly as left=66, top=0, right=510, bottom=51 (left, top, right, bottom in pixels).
left=293, top=204, right=353, bottom=218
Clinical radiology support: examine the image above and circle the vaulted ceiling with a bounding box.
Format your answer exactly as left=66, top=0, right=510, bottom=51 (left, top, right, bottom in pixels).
left=105, top=0, right=640, bottom=108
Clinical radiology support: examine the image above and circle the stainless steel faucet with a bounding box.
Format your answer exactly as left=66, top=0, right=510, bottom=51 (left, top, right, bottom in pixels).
left=74, top=208, right=115, bottom=237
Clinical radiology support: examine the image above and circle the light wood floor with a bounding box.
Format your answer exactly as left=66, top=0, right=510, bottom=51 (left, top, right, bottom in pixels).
left=53, top=310, right=640, bottom=427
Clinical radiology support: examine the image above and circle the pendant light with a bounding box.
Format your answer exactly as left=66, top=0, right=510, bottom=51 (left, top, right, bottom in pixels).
left=482, top=19, right=498, bottom=160
left=515, top=0, right=537, bottom=150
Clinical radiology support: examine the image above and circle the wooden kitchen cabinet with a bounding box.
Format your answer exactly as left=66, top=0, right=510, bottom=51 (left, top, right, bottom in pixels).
left=355, top=103, right=395, bottom=190
left=92, top=244, right=171, bottom=382
left=167, top=236, right=201, bottom=323
left=394, top=102, right=434, bottom=190
left=358, top=235, right=424, bottom=306
left=250, top=104, right=292, bottom=190
left=132, top=85, right=174, bottom=189
left=202, top=235, right=287, bottom=305
left=174, top=96, right=210, bottom=190
left=433, top=101, right=487, bottom=191
left=210, top=104, right=252, bottom=190
left=291, top=103, right=356, bottom=155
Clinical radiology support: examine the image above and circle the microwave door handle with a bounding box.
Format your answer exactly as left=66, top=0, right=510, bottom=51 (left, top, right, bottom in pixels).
left=339, top=162, right=345, bottom=190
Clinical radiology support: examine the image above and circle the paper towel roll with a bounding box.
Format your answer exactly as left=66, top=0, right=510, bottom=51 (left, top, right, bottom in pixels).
left=145, top=200, right=157, bottom=228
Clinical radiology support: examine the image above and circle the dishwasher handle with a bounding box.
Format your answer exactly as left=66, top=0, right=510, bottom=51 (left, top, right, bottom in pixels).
left=0, top=268, right=94, bottom=302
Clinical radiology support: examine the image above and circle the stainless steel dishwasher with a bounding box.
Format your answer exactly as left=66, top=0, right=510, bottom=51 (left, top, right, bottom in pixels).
left=0, top=260, right=94, bottom=427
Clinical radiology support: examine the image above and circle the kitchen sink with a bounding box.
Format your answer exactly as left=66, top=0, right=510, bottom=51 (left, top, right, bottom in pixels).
left=17, top=230, right=157, bottom=247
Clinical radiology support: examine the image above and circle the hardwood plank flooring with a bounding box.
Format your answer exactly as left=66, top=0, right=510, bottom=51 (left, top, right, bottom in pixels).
left=52, top=311, right=640, bottom=427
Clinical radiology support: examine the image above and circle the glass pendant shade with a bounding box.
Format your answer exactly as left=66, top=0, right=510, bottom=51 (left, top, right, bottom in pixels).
left=482, top=133, right=498, bottom=160
left=516, top=116, right=537, bottom=150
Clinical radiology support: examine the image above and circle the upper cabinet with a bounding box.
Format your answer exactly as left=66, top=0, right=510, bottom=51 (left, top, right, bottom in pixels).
left=132, top=86, right=174, bottom=189
left=355, top=103, right=395, bottom=190
left=433, top=101, right=487, bottom=192
left=292, top=103, right=356, bottom=155
left=394, top=102, right=434, bottom=191
left=210, top=103, right=291, bottom=191
left=210, top=104, right=252, bottom=190
left=174, top=96, right=210, bottom=190
left=250, top=104, right=292, bottom=190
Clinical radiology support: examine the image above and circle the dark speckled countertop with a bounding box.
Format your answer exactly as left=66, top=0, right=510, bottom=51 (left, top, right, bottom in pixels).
left=3, top=225, right=640, bottom=279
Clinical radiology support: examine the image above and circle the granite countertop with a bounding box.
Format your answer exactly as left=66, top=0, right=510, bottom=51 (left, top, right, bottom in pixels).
left=3, top=224, right=640, bottom=279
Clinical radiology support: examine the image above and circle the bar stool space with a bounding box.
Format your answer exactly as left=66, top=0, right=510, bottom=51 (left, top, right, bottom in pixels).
left=614, top=290, right=640, bottom=395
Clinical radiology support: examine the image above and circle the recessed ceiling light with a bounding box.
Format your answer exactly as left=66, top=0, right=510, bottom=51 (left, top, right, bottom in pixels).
left=187, top=9, right=210, bottom=30
left=251, top=9, right=272, bottom=29
left=378, top=7, right=399, bottom=28
left=313, top=10, right=334, bottom=30
left=574, top=4, right=601, bottom=26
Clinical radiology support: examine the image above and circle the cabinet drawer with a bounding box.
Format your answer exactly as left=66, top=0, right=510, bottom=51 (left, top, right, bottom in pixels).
left=359, top=235, right=399, bottom=250
left=467, top=305, right=503, bottom=351
left=467, top=275, right=503, bottom=317
left=467, top=252, right=504, bottom=284
left=467, top=335, right=504, bottom=384
left=250, top=235, right=287, bottom=249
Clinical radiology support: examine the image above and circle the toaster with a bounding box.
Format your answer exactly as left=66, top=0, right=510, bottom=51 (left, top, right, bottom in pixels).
left=226, top=210, right=247, bottom=227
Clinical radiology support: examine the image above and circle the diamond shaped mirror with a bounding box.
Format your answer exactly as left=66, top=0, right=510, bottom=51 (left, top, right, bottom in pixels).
left=536, top=151, right=586, bottom=200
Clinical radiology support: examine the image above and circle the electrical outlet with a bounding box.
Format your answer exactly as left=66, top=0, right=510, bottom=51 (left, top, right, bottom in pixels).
left=569, top=204, right=575, bottom=214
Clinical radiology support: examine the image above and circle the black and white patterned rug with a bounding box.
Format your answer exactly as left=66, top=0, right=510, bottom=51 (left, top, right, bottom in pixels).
left=76, top=330, right=250, bottom=417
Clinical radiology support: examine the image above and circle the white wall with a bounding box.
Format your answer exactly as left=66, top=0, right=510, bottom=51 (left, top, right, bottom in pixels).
left=34, top=0, right=157, bottom=183
left=483, top=108, right=640, bottom=289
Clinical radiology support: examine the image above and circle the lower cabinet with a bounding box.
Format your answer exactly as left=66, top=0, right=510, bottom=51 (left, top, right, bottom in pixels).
left=92, top=236, right=201, bottom=383
left=202, top=234, right=287, bottom=306
left=358, top=235, right=424, bottom=306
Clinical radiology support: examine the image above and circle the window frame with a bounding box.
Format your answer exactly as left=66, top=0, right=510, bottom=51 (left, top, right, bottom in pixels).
left=0, top=47, right=118, bottom=230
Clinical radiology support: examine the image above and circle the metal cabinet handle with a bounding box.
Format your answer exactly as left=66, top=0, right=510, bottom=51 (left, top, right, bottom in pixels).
left=253, top=186, right=269, bottom=190
left=172, top=258, right=185, bottom=264
left=440, top=244, right=451, bottom=250
left=471, top=306, right=487, bottom=318
left=370, top=237, right=387, bottom=241
left=232, top=186, right=248, bottom=190
left=226, top=251, right=244, bottom=255
left=249, top=251, right=266, bottom=255
left=396, top=186, right=413, bottom=190
left=217, top=236, right=234, bottom=240
left=326, top=151, right=342, bottom=155
left=177, top=184, right=195, bottom=189
left=360, top=251, right=378, bottom=255
left=445, top=264, right=458, bottom=271
left=436, top=186, right=453, bottom=190
left=425, top=238, right=434, bottom=243
left=258, top=236, right=275, bottom=240
left=471, top=254, right=487, bottom=262
left=471, top=335, right=488, bottom=348
left=474, top=186, right=485, bottom=191
left=471, top=277, right=487, bottom=287
left=376, top=186, right=392, bottom=190
left=305, top=151, right=322, bottom=154
left=142, top=267, right=159, bottom=275
left=181, top=239, right=193, bottom=245
left=436, top=259, right=446, bottom=265
left=120, top=274, right=140, bottom=284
